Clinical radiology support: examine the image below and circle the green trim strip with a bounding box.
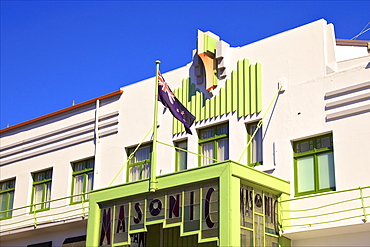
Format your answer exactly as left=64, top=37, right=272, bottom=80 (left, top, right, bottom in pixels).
left=243, top=59, right=250, bottom=116
left=250, top=65, right=256, bottom=114
left=226, top=79, right=232, bottom=114
left=237, top=60, right=244, bottom=118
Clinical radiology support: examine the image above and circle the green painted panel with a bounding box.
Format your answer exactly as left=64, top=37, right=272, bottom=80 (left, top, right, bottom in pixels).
left=205, top=35, right=218, bottom=55
left=172, top=59, right=262, bottom=134
left=195, top=91, right=201, bottom=120
left=219, top=166, right=240, bottom=246
left=215, top=95, right=220, bottom=117
left=237, top=60, right=244, bottom=118
left=201, top=96, right=205, bottom=121
left=183, top=79, right=189, bottom=108
left=256, top=63, right=262, bottom=113
left=250, top=65, right=256, bottom=114
left=226, top=79, right=232, bottom=114
left=220, top=88, right=226, bottom=115
left=205, top=99, right=211, bottom=120
left=232, top=70, right=238, bottom=112
left=243, top=59, right=250, bottom=116
left=191, top=95, right=196, bottom=119
left=210, top=97, right=215, bottom=119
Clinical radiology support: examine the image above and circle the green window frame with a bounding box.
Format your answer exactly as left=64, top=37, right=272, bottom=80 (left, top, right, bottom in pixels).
left=31, top=169, right=52, bottom=212
left=0, top=178, right=16, bottom=220
left=198, top=123, right=229, bottom=166
left=71, top=158, right=94, bottom=204
left=175, top=140, right=188, bottom=171
left=127, top=144, right=152, bottom=182
left=293, top=134, right=336, bottom=196
left=247, top=122, right=263, bottom=167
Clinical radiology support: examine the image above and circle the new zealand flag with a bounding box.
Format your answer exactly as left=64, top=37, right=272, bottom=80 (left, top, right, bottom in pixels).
left=158, top=72, right=196, bottom=134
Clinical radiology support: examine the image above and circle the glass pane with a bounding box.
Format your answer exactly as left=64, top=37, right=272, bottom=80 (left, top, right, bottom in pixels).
left=87, top=172, right=94, bottom=192
left=0, top=193, right=7, bottom=218
left=133, top=146, right=151, bottom=163
left=34, top=184, right=43, bottom=210
left=177, top=141, right=188, bottom=171
left=8, top=191, right=14, bottom=217
left=85, top=172, right=94, bottom=200
left=34, top=173, right=43, bottom=182
left=318, top=152, right=335, bottom=190
left=240, top=228, right=253, bottom=247
left=34, top=170, right=52, bottom=182
left=217, top=125, right=228, bottom=135
left=74, top=162, right=85, bottom=172
left=295, top=140, right=314, bottom=153
left=201, top=128, right=215, bottom=140
left=73, top=174, right=84, bottom=202
left=201, top=142, right=214, bottom=165
left=250, top=125, right=263, bottom=163
left=45, top=182, right=51, bottom=208
left=129, top=165, right=141, bottom=182
left=45, top=170, right=52, bottom=180
left=254, top=214, right=264, bottom=247
left=142, top=163, right=150, bottom=179
left=86, top=159, right=95, bottom=169
left=296, top=156, right=315, bottom=193
left=217, top=138, right=229, bottom=161
left=317, top=136, right=332, bottom=149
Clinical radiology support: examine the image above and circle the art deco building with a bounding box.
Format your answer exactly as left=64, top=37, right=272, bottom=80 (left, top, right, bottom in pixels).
left=1, top=19, right=369, bottom=246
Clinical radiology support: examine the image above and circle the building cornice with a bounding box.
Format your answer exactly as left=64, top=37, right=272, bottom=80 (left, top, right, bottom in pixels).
left=0, top=90, right=123, bottom=134
left=336, top=39, right=370, bottom=47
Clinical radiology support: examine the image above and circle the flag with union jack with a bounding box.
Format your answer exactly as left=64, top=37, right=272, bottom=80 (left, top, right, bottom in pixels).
left=158, top=72, right=196, bottom=134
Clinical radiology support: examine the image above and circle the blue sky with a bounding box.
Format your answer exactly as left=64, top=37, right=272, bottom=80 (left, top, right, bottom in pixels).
left=1, top=1, right=369, bottom=129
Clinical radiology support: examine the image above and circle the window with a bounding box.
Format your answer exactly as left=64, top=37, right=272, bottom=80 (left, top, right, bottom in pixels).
left=0, top=178, right=15, bottom=220
left=175, top=140, right=188, bottom=171
left=127, top=144, right=152, bottom=182
left=71, top=158, right=94, bottom=203
left=293, top=134, right=335, bottom=196
left=198, top=123, right=229, bottom=166
left=32, top=169, right=52, bottom=212
left=247, top=122, right=263, bottom=166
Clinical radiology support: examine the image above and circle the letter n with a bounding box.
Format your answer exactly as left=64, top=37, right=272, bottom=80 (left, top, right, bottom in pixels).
left=169, top=194, right=180, bottom=218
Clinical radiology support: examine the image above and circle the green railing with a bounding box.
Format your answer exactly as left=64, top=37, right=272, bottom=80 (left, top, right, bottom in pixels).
left=279, top=186, right=370, bottom=231
left=0, top=193, right=89, bottom=232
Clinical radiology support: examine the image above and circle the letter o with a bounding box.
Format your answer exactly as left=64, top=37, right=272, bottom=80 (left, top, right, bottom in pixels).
left=149, top=199, right=162, bottom=216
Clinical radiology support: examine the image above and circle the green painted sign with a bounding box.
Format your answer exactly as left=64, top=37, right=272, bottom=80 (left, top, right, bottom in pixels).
left=98, top=180, right=219, bottom=246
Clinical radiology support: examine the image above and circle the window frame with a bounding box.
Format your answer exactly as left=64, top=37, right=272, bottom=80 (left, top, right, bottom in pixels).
left=31, top=169, right=53, bottom=213
left=70, top=158, right=94, bottom=204
left=175, top=140, right=188, bottom=171
left=246, top=121, right=263, bottom=167
left=293, top=133, right=335, bottom=197
left=198, top=123, right=229, bottom=166
left=0, top=178, right=16, bottom=220
left=126, top=144, right=152, bottom=182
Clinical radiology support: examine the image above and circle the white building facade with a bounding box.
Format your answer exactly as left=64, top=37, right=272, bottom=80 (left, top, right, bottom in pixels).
left=1, top=19, right=369, bottom=246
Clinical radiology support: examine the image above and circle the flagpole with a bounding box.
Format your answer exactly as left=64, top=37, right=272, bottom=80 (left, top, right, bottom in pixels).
left=150, top=60, right=160, bottom=192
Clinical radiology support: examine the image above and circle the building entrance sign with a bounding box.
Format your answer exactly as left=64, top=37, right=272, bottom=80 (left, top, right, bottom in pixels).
left=98, top=181, right=218, bottom=246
